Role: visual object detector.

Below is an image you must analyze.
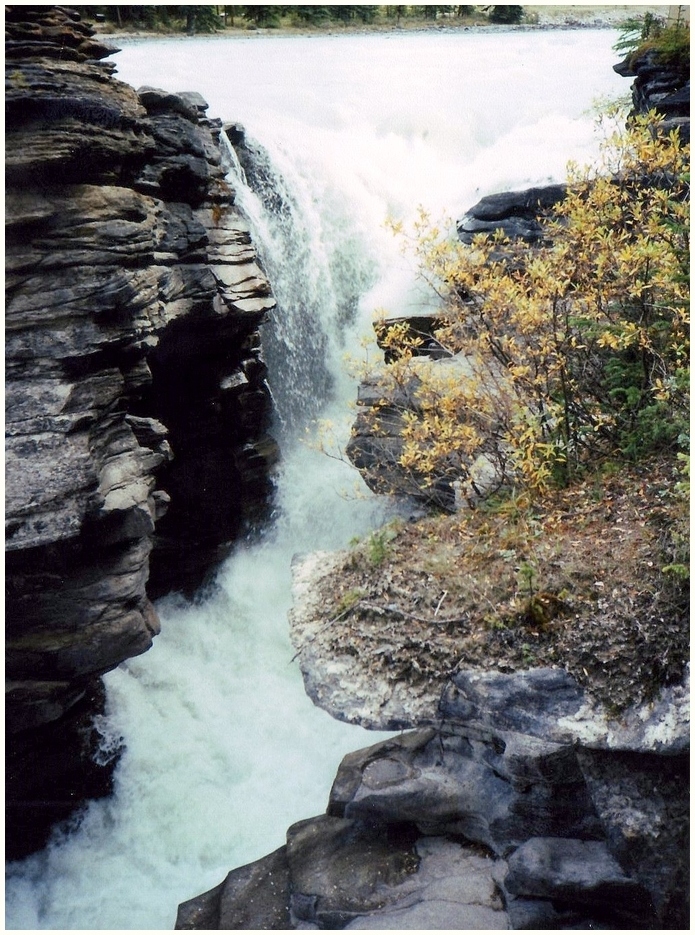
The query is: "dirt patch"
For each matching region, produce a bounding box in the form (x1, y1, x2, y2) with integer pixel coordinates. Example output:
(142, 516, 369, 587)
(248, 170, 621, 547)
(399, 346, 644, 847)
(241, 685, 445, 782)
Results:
(313, 454, 688, 713)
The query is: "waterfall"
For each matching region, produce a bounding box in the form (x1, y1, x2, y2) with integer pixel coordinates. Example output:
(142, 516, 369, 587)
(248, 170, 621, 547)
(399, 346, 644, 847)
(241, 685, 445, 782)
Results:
(5, 27, 627, 931)
(222, 127, 378, 438)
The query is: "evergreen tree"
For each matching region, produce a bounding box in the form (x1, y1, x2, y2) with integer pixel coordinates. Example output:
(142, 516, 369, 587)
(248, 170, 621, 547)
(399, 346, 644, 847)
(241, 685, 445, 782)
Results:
(487, 5, 524, 24)
(180, 5, 221, 34)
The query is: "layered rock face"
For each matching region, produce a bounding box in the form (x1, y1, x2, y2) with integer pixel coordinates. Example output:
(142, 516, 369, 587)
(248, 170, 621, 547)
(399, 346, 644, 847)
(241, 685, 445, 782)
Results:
(614, 43, 690, 140)
(6, 5, 277, 856)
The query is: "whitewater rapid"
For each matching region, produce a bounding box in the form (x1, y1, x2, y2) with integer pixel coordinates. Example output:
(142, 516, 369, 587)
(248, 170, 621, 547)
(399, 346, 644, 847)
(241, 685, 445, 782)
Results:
(6, 27, 627, 930)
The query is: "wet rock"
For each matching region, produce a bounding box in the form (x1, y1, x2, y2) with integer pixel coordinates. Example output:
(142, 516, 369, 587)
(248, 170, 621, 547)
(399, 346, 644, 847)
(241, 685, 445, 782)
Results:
(440, 668, 586, 738)
(505, 837, 654, 923)
(328, 728, 601, 857)
(186, 663, 688, 927)
(285, 556, 689, 928)
(343, 835, 508, 930)
(5, 678, 121, 860)
(287, 815, 420, 926)
(176, 847, 291, 930)
(456, 184, 567, 244)
(181, 819, 510, 930)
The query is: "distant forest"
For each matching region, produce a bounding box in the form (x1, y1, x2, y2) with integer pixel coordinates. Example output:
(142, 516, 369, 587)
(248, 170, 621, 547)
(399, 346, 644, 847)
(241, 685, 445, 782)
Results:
(91, 5, 526, 31)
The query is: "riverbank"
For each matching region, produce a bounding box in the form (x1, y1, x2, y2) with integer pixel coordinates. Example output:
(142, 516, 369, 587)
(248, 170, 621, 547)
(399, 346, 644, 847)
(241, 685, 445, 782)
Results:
(96, 4, 668, 42)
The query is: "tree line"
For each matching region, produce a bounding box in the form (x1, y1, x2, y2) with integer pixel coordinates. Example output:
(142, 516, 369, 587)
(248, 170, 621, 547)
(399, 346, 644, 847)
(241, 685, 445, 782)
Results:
(93, 6, 525, 32)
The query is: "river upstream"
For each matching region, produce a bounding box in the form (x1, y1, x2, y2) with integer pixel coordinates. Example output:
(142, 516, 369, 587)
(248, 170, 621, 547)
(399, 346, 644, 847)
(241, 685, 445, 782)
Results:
(6, 26, 626, 931)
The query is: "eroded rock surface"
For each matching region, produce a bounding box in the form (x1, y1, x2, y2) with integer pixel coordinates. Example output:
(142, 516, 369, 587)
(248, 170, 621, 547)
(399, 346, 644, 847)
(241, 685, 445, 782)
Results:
(180, 555, 688, 929)
(183, 560, 689, 930)
(6, 5, 278, 856)
(180, 674, 688, 929)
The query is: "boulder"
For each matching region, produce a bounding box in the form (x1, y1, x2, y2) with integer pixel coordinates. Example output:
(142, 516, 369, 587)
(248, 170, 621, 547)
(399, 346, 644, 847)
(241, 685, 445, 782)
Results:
(289, 551, 444, 729)
(440, 666, 689, 755)
(456, 183, 567, 244)
(328, 727, 602, 857)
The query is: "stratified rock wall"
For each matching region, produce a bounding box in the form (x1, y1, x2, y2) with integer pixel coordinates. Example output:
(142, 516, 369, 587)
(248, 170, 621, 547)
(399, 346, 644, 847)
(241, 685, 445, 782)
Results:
(5, 5, 278, 856)
(614, 43, 690, 140)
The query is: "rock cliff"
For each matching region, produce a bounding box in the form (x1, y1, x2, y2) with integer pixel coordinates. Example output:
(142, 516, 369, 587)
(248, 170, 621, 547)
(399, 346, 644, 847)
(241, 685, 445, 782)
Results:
(6, 5, 278, 857)
(613, 41, 690, 141)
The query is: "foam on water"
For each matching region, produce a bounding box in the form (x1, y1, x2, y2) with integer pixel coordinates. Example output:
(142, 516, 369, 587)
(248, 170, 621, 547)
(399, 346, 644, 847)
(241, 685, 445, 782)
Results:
(6, 27, 626, 930)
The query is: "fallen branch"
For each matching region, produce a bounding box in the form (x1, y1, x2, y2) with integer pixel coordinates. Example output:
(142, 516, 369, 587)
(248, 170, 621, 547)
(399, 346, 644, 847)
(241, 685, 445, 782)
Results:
(355, 599, 468, 627)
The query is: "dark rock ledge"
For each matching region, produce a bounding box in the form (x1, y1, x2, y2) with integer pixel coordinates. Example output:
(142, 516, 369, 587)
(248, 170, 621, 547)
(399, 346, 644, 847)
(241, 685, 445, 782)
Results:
(613, 45, 690, 143)
(6, 5, 278, 857)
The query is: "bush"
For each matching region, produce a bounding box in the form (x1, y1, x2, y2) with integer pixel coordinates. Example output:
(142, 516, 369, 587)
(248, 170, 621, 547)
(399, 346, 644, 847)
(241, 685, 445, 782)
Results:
(487, 6, 524, 25)
(614, 12, 690, 70)
(376, 111, 689, 499)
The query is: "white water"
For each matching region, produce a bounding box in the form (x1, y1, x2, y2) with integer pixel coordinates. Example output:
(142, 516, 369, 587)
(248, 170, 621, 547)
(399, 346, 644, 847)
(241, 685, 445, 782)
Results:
(6, 28, 627, 931)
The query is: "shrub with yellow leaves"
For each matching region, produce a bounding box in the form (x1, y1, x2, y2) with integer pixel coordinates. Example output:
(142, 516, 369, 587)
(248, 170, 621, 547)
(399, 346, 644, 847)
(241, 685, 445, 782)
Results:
(375, 110, 689, 500)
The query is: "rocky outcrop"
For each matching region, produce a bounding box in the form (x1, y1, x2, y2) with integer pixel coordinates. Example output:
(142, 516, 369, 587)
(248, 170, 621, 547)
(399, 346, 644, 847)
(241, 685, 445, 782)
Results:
(456, 183, 567, 245)
(288, 550, 690, 747)
(182, 548, 688, 929)
(614, 44, 690, 141)
(6, 5, 278, 857)
(179, 664, 688, 928)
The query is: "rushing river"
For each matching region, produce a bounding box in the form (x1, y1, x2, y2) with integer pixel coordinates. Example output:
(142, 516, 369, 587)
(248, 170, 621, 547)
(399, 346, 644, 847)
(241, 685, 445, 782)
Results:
(6, 27, 626, 931)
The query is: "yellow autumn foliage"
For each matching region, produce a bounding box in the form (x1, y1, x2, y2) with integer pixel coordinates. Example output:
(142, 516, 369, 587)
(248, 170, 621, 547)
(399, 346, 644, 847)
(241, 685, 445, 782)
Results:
(375, 111, 689, 499)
